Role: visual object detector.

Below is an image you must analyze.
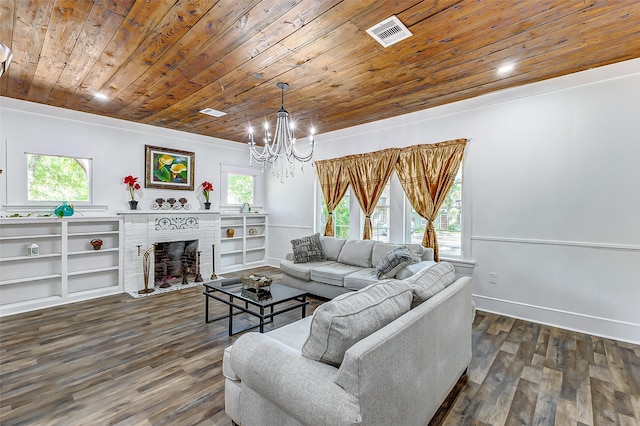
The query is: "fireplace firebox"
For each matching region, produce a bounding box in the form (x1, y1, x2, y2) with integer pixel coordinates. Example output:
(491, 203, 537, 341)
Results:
(154, 240, 198, 287)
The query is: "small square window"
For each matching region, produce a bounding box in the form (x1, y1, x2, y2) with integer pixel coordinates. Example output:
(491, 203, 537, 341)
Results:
(27, 153, 92, 202)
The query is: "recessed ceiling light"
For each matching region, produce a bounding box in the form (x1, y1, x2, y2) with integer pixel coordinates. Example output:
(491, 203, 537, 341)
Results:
(497, 63, 515, 75)
(94, 92, 108, 100)
(199, 108, 227, 117)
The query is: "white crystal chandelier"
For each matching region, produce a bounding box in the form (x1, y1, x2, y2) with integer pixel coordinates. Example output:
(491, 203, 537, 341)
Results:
(248, 82, 315, 182)
(0, 42, 13, 78)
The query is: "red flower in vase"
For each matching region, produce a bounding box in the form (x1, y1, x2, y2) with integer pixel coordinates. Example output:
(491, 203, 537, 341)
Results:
(124, 175, 141, 200)
(201, 181, 214, 202)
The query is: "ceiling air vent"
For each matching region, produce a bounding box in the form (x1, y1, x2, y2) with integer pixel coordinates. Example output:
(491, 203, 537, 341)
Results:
(199, 108, 227, 117)
(366, 15, 412, 48)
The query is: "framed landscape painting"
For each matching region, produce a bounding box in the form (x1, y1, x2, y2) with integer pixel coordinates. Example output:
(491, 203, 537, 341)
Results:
(145, 145, 195, 190)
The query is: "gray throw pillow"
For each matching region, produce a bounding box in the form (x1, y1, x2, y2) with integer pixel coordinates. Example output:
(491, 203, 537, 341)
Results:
(302, 280, 413, 366)
(375, 246, 417, 279)
(291, 233, 326, 263)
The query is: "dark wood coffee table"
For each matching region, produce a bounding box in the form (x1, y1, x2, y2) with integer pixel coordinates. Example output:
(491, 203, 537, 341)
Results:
(203, 278, 309, 336)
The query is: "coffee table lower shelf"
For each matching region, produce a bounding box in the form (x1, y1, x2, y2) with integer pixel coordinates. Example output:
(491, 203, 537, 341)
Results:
(203, 281, 309, 336)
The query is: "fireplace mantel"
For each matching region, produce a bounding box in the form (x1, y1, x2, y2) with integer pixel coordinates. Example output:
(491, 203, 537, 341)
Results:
(117, 210, 221, 215)
(118, 211, 221, 293)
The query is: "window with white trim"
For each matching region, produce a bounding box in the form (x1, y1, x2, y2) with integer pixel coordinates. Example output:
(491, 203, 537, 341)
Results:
(27, 153, 92, 203)
(220, 165, 264, 208)
(370, 182, 390, 242)
(321, 188, 351, 238)
(409, 168, 462, 257)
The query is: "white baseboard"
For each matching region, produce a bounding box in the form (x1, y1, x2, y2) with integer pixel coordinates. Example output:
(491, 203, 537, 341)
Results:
(266, 257, 281, 267)
(474, 294, 640, 345)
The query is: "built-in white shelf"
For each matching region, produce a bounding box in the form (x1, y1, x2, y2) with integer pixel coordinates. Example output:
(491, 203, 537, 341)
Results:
(0, 253, 62, 262)
(68, 248, 120, 256)
(67, 266, 120, 277)
(219, 213, 267, 273)
(0, 274, 63, 286)
(68, 230, 120, 237)
(0, 233, 62, 241)
(0, 217, 123, 316)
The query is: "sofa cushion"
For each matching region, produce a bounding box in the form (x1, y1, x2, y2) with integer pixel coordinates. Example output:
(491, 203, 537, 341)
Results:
(337, 239, 376, 267)
(395, 260, 436, 280)
(405, 262, 456, 307)
(405, 244, 426, 260)
(375, 246, 418, 279)
(343, 268, 380, 291)
(280, 259, 335, 281)
(291, 233, 326, 263)
(371, 243, 401, 266)
(320, 237, 347, 261)
(302, 280, 413, 366)
(310, 263, 361, 286)
(266, 315, 313, 351)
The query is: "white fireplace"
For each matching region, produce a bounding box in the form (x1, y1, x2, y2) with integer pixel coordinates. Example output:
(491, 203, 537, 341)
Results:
(118, 211, 220, 293)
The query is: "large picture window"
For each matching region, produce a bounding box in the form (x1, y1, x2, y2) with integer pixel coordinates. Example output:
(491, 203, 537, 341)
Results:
(317, 169, 463, 256)
(409, 168, 462, 257)
(371, 182, 390, 242)
(27, 153, 91, 202)
(322, 189, 351, 238)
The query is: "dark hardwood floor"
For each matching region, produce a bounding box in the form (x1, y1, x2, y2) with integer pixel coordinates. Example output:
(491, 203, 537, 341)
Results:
(1, 266, 638, 425)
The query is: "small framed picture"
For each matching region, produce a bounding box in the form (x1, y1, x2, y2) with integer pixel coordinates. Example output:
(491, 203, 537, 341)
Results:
(145, 145, 195, 190)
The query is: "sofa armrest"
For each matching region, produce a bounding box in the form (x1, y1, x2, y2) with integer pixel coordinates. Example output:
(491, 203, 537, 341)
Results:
(231, 332, 362, 425)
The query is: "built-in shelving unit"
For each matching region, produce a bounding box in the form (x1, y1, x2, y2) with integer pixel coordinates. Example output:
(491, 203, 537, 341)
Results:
(219, 213, 267, 273)
(0, 217, 123, 316)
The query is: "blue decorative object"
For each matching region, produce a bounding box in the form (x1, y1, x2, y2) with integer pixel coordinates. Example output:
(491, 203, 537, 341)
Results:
(54, 202, 74, 217)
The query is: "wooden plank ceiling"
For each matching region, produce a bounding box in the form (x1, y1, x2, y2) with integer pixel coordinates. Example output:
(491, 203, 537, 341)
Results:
(1, 0, 639, 144)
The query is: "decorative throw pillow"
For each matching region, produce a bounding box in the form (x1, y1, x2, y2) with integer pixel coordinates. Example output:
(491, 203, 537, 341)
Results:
(406, 262, 456, 307)
(302, 280, 412, 366)
(375, 246, 417, 279)
(291, 233, 326, 264)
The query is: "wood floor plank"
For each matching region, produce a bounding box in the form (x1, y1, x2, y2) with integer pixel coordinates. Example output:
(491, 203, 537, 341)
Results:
(1, 266, 639, 425)
(505, 377, 539, 425)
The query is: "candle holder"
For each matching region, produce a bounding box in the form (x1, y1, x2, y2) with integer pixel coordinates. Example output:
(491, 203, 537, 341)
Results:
(137, 245, 155, 294)
(210, 244, 218, 280)
(195, 251, 204, 282)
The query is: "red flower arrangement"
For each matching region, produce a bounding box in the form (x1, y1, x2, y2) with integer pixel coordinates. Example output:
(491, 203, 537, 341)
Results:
(201, 181, 214, 202)
(124, 175, 141, 200)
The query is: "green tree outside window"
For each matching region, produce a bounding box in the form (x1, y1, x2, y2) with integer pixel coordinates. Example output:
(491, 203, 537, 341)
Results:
(27, 154, 91, 202)
(227, 173, 254, 204)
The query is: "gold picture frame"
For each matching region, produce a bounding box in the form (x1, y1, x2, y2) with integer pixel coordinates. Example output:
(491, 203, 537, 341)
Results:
(145, 145, 195, 190)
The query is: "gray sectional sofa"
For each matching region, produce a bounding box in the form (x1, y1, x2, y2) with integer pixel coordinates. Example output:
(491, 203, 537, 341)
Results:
(223, 266, 473, 425)
(280, 237, 436, 299)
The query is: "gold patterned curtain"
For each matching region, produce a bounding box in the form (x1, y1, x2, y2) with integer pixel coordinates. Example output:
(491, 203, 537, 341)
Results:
(315, 158, 350, 236)
(343, 148, 400, 239)
(395, 139, 467, 261)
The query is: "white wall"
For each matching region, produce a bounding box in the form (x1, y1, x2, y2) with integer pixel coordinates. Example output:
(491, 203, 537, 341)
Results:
(0, 97, 257, 213)
(267, 58, 640, 344)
